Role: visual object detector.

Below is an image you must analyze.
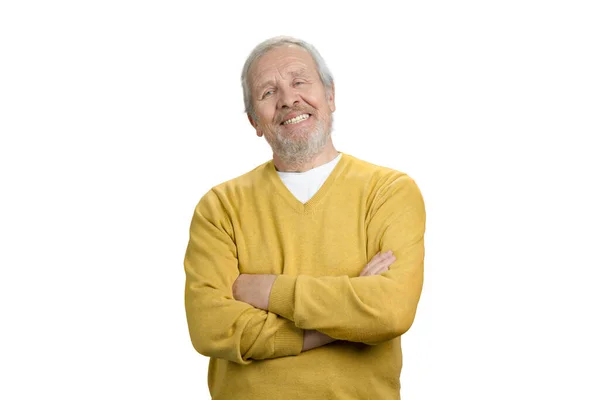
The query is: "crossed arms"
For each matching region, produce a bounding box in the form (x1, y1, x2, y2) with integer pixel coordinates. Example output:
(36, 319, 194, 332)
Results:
(231, 251, 398, 351)
(183, 174, 425, 365)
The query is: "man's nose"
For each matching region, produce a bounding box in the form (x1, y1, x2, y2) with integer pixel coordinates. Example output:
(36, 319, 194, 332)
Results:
(277, 86, 300, 109)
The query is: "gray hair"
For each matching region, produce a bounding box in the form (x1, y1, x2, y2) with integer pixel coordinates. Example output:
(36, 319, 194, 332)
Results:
(241, 36, 334, 121)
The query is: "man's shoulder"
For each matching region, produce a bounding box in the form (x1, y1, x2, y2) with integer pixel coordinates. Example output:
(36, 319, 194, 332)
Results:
(342, 154, 424, 214)
(343, 153, 411, 187)
(196, 159, 271, 206)
(343, 155, 424, 226)
(214, 159, 271, 190)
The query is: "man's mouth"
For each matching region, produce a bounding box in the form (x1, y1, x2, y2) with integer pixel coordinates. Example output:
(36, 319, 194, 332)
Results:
(281, 114, 311, 125)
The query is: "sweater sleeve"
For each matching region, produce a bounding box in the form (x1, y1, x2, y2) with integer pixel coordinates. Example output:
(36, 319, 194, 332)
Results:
(184, 189, 304, 365)
(268, 173, 426, 344)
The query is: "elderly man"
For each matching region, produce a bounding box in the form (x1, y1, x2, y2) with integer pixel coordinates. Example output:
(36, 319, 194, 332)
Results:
(183, 36, 426, 400)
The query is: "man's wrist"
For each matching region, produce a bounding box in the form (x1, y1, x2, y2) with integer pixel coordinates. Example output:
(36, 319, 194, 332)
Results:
(302, 329, 336, 352)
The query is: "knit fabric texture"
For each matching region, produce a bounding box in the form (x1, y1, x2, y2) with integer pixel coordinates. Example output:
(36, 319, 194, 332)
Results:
(183, 152, 426, 400)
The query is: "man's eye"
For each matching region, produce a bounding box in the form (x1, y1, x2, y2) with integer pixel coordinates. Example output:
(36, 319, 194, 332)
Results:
(263, 90, 273, 98)
(294, 81, 304, 86)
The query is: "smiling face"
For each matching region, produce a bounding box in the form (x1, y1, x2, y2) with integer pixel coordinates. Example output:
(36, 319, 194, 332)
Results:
(247, 45, 336, 167)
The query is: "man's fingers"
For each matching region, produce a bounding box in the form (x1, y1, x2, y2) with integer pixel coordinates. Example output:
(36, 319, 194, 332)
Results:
(381, 255, 396, 270)
(367, 250, 391, 265)
(365, 251, 382, 266)
(374, 255, 396, 273)
(370, 251, 393, 266)
(361, 252, 395, 276)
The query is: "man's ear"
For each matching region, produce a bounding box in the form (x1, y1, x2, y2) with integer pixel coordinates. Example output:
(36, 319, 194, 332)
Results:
(247, 113, 262, 137)
(327, 81, 336, 113)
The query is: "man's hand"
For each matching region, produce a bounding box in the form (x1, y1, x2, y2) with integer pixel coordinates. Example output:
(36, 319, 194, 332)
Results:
(302, 329, 338, 352)
(232, 274, 277, 310)
(359, 250, 396, 276)
(302, 252, 395, 352)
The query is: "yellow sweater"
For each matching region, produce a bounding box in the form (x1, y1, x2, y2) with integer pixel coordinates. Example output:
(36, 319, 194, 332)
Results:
(184, 152, 426, 400)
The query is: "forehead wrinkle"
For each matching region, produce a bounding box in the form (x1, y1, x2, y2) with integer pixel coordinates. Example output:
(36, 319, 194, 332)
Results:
(252, 59, 313, 92)
(288, 69, 309, 78)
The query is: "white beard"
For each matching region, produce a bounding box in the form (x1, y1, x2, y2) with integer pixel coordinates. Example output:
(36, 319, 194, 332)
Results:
(264, 114, 333, 167)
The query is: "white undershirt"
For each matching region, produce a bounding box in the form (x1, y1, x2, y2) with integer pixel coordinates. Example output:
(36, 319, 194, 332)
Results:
(276, 153, 343, 204)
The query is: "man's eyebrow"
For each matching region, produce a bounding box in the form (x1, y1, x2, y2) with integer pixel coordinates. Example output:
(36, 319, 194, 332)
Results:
(255, 70, 311, 92)
(256, 80, 276, 92)
(288, 69, 309, 78)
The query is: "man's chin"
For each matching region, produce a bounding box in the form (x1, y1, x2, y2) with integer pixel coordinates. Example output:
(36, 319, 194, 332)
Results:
(265, 119, 331, 161)
(274, 136, 330, 162)
(276, 125, 314, 139)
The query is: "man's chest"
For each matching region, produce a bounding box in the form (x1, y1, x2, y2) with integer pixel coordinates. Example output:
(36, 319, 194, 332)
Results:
(233, 204, 370, 278)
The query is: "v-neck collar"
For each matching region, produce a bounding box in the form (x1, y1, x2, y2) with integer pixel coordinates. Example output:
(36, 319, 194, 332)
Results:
(265, 151, 351, 214)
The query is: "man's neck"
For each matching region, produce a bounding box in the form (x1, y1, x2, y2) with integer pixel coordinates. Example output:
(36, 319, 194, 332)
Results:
(273, 145, 339, 173)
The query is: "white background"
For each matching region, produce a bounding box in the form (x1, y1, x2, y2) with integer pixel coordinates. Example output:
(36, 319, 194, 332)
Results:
(1, 0, 599, 399)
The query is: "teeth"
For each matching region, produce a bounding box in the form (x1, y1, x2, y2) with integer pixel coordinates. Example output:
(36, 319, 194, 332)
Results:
(283, 114, 309, 125)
